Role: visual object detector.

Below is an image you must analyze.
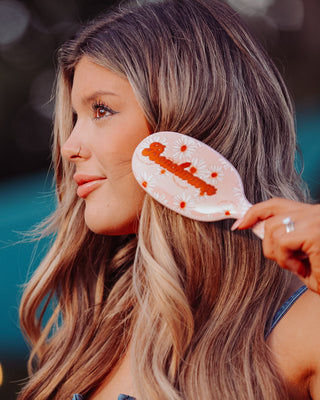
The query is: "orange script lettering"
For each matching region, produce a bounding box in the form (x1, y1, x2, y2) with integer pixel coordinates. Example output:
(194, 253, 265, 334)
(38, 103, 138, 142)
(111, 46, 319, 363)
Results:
(141, 142, 217, 196)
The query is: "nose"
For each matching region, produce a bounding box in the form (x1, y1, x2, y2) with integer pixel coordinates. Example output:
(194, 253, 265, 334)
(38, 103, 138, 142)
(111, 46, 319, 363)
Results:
(61, 127, 89, 161)
(61, 137, 81, 161)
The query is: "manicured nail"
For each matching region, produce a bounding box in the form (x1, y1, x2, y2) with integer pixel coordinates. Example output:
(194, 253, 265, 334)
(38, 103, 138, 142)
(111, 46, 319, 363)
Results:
(231, 217, 244, 231)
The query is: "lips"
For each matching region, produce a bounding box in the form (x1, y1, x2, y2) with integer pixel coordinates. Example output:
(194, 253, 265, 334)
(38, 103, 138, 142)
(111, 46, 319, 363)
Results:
(73, 173, 106, 198)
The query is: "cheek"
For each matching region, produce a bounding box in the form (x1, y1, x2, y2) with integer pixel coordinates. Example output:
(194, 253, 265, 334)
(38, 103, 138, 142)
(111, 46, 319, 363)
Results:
(97, 144, 137, 179)
(84, 177, 146, 236)
(115, 175, 146, 216)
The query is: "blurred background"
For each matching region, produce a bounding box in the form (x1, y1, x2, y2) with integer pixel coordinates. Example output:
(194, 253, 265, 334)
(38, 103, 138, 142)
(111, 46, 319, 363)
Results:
(0, 0, 319, 398)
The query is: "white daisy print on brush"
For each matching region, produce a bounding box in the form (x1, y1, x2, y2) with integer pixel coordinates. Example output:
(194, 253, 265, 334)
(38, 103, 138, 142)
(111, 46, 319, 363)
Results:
(205, 165, 224, 182)
(173, 192, 195, 215)
(136, 171, 156, 191)
(172, 136, 200, 160)
(152, 191, 169, 205)
(188, 158, 208, 177)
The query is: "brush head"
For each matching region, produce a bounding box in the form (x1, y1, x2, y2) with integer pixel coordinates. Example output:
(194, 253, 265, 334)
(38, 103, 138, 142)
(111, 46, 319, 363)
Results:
(132, 131, 252, 222)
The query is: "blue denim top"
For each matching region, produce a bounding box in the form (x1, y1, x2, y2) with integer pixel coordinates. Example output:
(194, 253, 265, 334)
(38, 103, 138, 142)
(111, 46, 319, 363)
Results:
(266, 285, 307, 337)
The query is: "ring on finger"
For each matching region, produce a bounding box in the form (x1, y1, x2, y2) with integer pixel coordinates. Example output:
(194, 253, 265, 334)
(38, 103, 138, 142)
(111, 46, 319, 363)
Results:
(282, 216, 295, 233)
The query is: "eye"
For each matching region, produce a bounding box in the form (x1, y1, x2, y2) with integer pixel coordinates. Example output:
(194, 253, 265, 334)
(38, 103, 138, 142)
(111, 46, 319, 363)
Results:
(92, 101, 115, 120)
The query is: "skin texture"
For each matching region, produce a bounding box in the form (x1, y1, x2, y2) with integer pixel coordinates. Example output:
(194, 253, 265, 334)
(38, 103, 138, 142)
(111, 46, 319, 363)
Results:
(267, 288, 320, 400)
(234, 198, 320, 294)
(61, 57, 150, 235)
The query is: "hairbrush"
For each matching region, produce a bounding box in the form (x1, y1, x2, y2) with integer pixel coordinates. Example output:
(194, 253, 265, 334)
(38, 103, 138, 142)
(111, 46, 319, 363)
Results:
(132, 131, 264, 239)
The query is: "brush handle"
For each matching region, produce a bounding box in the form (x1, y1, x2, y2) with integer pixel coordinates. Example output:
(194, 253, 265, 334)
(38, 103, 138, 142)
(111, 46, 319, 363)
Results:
(234, 201, 265, 240)
(251, 220, 265, 240)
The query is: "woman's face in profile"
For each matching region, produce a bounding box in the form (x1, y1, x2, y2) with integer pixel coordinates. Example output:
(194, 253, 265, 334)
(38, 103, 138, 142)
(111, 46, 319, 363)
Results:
(61, 57, 151, 235)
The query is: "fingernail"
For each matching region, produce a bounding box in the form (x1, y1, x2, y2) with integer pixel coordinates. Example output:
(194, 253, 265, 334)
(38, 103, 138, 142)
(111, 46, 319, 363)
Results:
(231, 217, 244, 231)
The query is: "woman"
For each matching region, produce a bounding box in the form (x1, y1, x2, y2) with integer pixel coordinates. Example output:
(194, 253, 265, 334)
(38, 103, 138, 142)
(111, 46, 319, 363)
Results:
(18, 0, 320, 399)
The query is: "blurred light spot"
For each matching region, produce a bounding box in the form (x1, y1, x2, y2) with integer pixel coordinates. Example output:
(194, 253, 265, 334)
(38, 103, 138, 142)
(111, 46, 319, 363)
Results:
(0, 0, 30, 47)
(0, 24, 53, 70)
(269, 0, 304, 31)
(29, 69, 55, 119)
(226, 0, 275, 16)
(0, 362, 3, 386)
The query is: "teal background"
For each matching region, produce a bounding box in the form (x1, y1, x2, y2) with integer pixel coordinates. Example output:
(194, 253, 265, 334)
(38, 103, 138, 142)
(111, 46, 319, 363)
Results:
(297, 108, 320, 195)
(0, 171, 55, 356)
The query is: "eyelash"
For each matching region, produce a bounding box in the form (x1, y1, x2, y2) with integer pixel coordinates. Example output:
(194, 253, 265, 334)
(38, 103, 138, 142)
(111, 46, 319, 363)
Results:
(92, 100, 115, 120)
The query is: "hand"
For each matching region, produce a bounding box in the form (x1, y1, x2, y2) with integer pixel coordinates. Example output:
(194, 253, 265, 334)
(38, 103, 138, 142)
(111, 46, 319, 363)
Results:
(233, 198, 320, 294)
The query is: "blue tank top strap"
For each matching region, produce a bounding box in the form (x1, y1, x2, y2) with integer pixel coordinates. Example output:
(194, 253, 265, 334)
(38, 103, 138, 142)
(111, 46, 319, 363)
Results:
(266, 285, 307, 337)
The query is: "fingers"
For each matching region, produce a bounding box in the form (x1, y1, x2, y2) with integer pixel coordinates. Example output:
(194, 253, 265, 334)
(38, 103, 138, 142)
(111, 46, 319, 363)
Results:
(303, 246, 320, 293)
(285, 257, 307, 276)
(261, 216, 299, 267)
(299, 258, 320, 295)
(231, 199, 320, 294)
(235, 198, 307, 230)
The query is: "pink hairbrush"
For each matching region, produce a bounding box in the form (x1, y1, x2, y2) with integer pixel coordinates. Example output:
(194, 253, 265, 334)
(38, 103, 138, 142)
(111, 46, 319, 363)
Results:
(132, 131, 264, 239)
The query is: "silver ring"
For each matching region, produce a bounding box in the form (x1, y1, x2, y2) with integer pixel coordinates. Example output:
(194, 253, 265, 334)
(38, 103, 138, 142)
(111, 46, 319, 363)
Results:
(283, 216, 294, 233)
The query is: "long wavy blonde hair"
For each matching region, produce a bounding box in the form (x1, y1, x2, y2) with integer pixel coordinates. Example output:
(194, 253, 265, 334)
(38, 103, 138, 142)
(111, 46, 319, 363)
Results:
(18, 0, 307, 399)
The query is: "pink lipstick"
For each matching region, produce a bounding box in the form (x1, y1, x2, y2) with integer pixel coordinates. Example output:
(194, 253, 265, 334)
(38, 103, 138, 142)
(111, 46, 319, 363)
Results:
(74, 174, 106, 198)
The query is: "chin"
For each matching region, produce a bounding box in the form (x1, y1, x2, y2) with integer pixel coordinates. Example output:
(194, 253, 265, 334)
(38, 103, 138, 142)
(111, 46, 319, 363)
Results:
(84, 215, 139, 236)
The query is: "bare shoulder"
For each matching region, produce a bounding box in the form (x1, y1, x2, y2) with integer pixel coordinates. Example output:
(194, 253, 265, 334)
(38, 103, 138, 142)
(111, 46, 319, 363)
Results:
(268, 289, 320, 399)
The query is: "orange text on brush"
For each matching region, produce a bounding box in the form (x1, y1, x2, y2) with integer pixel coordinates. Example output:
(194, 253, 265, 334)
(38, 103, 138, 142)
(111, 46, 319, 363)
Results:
(141, 142, 217, 196)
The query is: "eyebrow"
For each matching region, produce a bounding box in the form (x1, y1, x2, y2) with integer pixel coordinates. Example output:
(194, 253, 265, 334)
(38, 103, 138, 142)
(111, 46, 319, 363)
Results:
(71, 90, 120, 113)
(81, 90, 119, 105)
